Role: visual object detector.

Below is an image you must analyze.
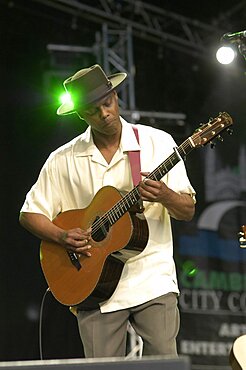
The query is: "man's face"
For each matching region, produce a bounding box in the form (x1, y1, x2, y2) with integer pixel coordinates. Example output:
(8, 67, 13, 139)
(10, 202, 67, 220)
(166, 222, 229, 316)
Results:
(77, 91, 121, 136)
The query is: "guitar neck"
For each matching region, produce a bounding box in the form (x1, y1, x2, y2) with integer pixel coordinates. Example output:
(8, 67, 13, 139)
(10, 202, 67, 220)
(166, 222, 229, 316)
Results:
(147, 137, 194, 182)
(96, 136, 195, 231)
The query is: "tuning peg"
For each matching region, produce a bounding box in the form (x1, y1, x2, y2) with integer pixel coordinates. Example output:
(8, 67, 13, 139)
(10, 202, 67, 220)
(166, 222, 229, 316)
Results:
(227, 128, 233, 135)
(210, 141, 216, 149)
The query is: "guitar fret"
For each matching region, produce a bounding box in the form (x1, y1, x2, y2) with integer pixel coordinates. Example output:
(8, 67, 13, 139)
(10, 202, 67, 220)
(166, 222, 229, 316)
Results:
(117, 207, 123, 218)
(159, 163, 168, 174)
(114, 206, 123, 219)
(94, 129, 213, 232)
(152, 173, 158, 181)
(125, 198, 131, 208)
(179, 142, 188, 156)
(110, 210, 116, 221)
(102, 149, 184, 229)
(107, 212, 115, 225)
(122, 202, 128, 212)
(132, 191, 139, 202)
(129, 193, 134, 202)
(105, 190, 138, 227)
(157, 168, 163, 178)
(149, 153, 180, 182)
(169, 154, 176, 166)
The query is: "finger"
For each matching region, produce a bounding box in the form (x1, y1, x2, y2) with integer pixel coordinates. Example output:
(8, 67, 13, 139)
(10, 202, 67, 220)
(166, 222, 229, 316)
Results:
(73, 238, 90, 247)
(142, 178, 157, 188)
(74, 232, 91, 242)
(80, 228, 92, 240)
(72, 228, 91, 238)
(76, 245, 92, 256)
(146, 178, 163, 189)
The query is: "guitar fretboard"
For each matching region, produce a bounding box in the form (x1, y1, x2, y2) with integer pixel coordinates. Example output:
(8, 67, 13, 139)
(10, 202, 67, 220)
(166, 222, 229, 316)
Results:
(91, 137, 194, 237)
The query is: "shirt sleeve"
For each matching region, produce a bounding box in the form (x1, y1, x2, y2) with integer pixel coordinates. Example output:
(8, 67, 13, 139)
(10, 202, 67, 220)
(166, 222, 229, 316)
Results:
(167, 159, 196, 203)
(153, 128, 196, 201)
(20, 156, 62, 220)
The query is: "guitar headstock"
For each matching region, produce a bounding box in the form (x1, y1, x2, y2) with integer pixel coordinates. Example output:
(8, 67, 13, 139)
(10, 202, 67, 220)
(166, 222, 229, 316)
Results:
(239, 225, 246, 248)
(191, 112, 233, 148)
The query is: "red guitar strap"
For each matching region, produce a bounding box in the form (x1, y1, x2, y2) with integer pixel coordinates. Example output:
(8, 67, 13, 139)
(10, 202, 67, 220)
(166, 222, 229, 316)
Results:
(128, 125, 141, 186)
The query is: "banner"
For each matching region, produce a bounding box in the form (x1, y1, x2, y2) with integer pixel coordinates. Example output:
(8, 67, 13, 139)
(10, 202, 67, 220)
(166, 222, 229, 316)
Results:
(177, 144, 246, 369)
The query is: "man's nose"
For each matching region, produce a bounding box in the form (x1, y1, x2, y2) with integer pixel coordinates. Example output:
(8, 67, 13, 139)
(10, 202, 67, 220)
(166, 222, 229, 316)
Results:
(99, 106, 109, 118)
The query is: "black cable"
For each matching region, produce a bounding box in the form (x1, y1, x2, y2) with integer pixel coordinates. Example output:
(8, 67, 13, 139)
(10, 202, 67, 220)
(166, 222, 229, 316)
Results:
(39, 287, 50, 360)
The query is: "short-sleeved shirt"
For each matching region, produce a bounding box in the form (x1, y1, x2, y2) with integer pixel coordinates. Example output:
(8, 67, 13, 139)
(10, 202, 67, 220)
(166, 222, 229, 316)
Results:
(21, 118, 195, 313)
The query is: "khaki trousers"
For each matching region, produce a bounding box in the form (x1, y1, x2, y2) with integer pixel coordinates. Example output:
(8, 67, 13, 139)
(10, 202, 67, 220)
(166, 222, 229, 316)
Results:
(77, 292, 180, 358)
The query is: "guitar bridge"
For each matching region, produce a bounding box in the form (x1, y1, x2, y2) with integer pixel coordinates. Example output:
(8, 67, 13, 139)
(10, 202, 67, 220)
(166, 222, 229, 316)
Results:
(68, 252, 82, 270)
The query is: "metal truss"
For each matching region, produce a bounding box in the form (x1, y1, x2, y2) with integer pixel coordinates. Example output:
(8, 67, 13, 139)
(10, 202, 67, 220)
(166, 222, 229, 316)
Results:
(44, 28, 188, 126)
(44, 24, 138, 113)
(32, 0, 225, 58)
(26, 0, 242, 129)
(101, 23, 136, 110)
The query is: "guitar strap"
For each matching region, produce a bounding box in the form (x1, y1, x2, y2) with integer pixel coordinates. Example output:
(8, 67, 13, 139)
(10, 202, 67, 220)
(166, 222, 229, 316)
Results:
(128, 125, 141, 186)
(128, 125, 144, 213)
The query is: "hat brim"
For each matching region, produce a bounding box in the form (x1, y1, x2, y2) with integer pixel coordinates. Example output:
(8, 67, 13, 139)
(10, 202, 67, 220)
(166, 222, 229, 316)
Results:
(57, 72, 127, 116)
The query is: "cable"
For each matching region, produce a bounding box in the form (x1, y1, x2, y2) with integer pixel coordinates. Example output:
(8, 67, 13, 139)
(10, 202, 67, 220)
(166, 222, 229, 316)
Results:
(39, 287, 50, 360)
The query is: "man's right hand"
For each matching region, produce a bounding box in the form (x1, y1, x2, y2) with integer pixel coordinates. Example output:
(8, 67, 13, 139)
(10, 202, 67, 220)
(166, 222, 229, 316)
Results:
(19, 212, 92, 256)
(60, 227, 92, 256)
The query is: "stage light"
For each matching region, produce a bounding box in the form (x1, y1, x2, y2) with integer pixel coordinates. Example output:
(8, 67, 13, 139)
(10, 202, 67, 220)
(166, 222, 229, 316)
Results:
(59, 92, 73, 105)
(216, 46, 236, 65)
(182, 260, 198, 277)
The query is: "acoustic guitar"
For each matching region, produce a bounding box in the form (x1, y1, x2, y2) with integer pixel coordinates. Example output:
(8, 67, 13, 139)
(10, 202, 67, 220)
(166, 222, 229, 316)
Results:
(239, 225, 246, 248)
(229, 334, 246, 370)
(40, 112, 233, 307)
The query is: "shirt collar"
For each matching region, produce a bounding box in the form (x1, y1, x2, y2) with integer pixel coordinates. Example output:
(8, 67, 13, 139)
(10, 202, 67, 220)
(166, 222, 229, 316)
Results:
(120, 117, 141, 152)
(74, 116, 141, 157)
(74, 126, 96, 157)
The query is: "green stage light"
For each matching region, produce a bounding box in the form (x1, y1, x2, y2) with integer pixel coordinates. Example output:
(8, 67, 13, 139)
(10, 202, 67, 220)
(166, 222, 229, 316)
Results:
(59, 92, 74, 106)
(182, 260, 198, 277)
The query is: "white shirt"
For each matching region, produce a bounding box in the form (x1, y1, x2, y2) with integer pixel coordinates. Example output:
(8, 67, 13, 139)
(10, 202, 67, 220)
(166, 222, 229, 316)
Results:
(21, 118, 195, 312)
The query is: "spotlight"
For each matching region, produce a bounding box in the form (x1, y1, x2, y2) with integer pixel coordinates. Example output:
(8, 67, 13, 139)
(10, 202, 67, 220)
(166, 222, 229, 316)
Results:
(216, 46, 236, 65)
(59, 92, 73, 105)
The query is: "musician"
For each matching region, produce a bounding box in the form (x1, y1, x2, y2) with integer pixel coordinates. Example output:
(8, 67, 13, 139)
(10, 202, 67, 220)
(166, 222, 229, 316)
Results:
(19, 64, 196, 358)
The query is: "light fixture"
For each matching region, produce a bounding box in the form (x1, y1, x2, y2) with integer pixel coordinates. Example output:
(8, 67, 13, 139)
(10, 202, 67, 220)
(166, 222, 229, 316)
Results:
(216, 46, 236, 65)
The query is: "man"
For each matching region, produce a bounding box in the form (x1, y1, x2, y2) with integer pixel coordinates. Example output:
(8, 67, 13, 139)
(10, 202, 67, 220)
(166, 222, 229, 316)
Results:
(20, 64, 196, 358)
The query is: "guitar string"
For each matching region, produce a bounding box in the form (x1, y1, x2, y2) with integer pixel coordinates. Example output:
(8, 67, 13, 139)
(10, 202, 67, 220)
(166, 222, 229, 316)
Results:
(91, 139, 191, 238)
(90, 118, 227, 238)
(91, 151, 179, 236)
(91, 140, 194, 238)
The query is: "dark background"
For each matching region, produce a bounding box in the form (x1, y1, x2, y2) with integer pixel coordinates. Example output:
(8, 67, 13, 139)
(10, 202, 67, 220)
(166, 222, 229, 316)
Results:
(1, 0, 246, 363)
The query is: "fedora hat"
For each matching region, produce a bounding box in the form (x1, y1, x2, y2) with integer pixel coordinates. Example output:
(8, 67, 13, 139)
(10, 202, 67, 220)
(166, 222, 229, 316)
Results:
(57, 64, 127, 115)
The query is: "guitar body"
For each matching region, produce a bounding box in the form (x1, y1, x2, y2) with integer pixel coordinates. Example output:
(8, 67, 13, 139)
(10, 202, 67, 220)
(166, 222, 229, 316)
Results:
(229, 334, 246, 370)
(40, 186, 149, 307)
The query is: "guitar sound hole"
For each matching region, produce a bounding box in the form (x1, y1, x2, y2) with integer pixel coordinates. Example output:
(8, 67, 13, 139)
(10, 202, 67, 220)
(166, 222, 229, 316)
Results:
(92, 216, 110, 242)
